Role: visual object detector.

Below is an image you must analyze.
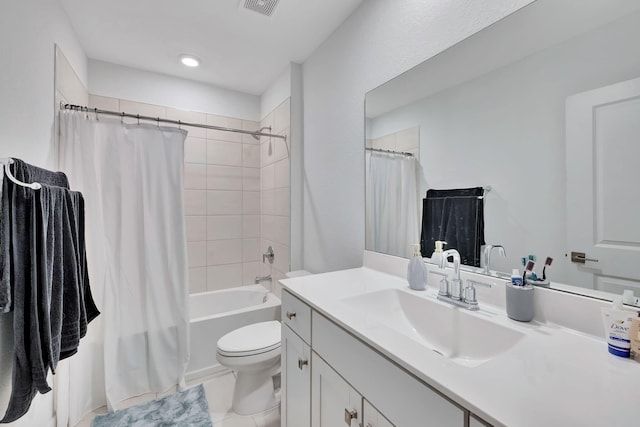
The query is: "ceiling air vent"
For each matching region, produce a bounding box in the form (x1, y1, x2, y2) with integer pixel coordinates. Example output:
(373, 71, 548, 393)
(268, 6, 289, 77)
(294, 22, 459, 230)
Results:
(243, 0, 280, 17)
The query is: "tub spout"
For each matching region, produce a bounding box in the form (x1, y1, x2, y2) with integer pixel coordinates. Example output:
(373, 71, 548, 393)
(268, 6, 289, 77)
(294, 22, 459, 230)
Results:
(255, 274, 272, 284)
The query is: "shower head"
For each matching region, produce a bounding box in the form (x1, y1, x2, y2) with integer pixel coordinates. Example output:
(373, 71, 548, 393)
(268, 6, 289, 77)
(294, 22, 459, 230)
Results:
(251, 126, 272, 140)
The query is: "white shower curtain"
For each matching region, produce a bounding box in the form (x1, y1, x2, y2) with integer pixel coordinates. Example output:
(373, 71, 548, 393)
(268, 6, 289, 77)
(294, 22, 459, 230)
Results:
(55, 110, 189, 424)
(366, 152, 421, 259)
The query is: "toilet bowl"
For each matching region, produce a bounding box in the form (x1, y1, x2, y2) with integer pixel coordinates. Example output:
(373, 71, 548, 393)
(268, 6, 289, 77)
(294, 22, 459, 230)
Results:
(216, 320, 281, 415)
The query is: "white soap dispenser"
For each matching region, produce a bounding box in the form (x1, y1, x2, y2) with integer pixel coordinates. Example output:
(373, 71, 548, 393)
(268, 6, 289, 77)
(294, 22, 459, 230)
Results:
(430, 241, 447, 266)
(407, 244, 427, 291)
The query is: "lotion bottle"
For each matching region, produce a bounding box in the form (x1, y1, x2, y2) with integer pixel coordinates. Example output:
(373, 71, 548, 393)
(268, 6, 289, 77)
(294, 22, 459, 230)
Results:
(430, 241, 446, 266)
(407, 244, 427, 291)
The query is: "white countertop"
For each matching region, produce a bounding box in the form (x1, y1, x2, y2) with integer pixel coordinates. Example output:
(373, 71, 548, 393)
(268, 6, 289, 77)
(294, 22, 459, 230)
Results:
(280, 267, 640, 427)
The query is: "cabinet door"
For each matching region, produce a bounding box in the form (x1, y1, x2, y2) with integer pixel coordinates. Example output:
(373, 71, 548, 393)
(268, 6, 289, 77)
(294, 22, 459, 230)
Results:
(312, 353, 362, 427)
(363, 399, 394, 427)
(282, 324, 311, 427)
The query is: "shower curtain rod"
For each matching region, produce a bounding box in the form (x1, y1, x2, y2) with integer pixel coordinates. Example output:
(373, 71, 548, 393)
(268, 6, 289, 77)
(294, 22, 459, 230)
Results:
(60, 103, 286, 140)
(366, 147, 413, 157)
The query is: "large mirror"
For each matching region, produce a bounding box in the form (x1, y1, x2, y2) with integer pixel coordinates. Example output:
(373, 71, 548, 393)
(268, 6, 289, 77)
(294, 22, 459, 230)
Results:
(365, 0, 640, 306)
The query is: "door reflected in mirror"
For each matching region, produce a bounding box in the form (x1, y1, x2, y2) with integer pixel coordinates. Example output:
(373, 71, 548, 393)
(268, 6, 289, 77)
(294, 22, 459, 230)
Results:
(364, 0, 640, 306)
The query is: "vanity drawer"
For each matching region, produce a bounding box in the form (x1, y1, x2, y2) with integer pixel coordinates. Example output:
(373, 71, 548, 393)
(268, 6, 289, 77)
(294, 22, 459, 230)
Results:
(281, 290, 312, 345)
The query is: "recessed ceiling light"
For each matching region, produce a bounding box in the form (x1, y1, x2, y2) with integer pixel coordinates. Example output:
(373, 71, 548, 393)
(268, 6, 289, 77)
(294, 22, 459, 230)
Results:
(180, 55, 199, 67)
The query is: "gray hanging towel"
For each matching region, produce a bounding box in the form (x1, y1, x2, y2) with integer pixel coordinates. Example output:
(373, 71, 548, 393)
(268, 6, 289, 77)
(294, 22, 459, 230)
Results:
(0, 158, 69, 313)
(420, 187, 485, 267)
(0, 160, 99, 423)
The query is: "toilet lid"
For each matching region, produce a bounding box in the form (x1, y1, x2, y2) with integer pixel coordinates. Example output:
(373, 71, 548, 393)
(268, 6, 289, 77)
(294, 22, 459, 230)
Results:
(217, 320, 281, 356)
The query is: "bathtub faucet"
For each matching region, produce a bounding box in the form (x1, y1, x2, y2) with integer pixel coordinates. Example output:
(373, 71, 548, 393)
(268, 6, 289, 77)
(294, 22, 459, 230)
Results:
(255, 274, 272, 284)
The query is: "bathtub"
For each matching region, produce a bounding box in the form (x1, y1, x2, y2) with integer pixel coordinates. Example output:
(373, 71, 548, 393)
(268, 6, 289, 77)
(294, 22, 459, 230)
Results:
(186, 285, 281, 381)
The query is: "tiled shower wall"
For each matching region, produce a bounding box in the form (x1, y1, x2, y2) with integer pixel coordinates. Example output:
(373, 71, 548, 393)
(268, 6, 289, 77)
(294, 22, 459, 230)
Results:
(87, 95, 290, 294)
(366, 126, 420, 157)
(259, 99, 291, 296)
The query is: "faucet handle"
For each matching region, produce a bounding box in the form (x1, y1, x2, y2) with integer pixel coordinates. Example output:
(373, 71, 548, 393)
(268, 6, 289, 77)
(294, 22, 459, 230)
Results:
(464, 279, 493, 305)
(431, 271, 449, 296)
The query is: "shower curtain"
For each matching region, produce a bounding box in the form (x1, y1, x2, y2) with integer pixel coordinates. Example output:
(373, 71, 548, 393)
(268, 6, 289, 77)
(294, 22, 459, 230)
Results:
(55, 110, 189, 424)
(365, 152, 421, 259)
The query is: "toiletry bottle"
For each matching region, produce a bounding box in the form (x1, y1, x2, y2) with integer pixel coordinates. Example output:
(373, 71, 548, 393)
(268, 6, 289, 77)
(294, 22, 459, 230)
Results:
(601, 296, 636, 358)
(407, 244, 427, 291)
(430, 241, 446, 266)
(511, 268, 523, 286)
(629, 312, 640, 362)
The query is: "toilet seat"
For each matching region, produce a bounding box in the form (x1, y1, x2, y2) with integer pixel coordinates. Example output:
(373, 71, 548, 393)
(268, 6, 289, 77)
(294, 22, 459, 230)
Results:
(217, 320, 281, 357)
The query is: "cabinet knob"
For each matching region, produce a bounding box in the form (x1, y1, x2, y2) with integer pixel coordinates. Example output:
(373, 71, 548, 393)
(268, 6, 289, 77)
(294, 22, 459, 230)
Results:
(298, 358, 308, 370)
(286, 311, 296, 319)
(344, 408, 358, 425)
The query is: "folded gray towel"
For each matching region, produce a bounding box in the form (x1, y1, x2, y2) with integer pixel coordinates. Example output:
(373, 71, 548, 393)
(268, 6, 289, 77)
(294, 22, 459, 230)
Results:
(0, 160, 99, 423)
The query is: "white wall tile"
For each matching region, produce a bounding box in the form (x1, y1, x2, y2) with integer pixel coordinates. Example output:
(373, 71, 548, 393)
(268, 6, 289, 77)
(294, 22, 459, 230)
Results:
(395, 126, 420, 152)
(261, 140, 275, 167)
(274, 158, 289, 188)
(242, 262, 260, 286)
(272, 242, 290, 275)
(273, 133, 289, 163)
(207, 239, 242, 266)
(207, 216, 242, 240)
(120, 99, 166, 120)
(184, 163, 206, 190)
(242, 144, 260, 168)
(207, 264, 243, 291)
(242, 120, 260, 144)
(261, 190, 275, 216)
(186, 216, 206, 242)
(188, 267, 207, 294)
(187, 242, 206, 267)
(88, 95, 119, 111)
(243, 215, 260, 238)
(243, 191, 260, 215)
(207, 140, 242, 166)
(207, 191, 242, 215)
(261, 164, 275, 191)
(260, 113, 273, 144)
(206, 114, 242, 142)
(184, 137, 206, 164)
(243, 167, 260, 191)
(275, 216, 290, 246)
(184, 190, 206, 215)
(165, 107, 207, 138)
(261, 215, 275, 242)
(243, 238, 260, 262)
(207, 165, 242, 190)
(275, 188, 290, 217)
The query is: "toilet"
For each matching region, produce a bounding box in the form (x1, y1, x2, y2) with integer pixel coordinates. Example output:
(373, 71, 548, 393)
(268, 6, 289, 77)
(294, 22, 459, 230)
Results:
(216, 320, 282, 415)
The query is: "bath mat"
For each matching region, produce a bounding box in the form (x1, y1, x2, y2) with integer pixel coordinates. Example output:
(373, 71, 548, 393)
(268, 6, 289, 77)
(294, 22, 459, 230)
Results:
(92, 384, 212, 427)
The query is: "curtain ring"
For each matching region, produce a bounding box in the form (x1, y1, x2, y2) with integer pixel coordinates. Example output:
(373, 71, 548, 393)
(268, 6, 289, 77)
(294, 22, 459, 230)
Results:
(94, 108, 99, 121)
(121, 112, 124, 124)
(137, 114, 140, 125)
(178, 120, 182, 129)
(156, 117, 160, 127)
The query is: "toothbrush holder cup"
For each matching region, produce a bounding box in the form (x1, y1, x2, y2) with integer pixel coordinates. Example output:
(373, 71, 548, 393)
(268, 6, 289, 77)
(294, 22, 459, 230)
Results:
(505, 283, 534, 322)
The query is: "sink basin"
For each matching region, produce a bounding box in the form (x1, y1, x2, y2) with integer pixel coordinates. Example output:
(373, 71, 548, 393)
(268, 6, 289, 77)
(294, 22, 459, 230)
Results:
(342, 289, 524, 367)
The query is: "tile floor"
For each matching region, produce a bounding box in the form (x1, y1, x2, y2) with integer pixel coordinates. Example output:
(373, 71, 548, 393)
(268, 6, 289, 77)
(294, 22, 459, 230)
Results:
(76, 370, 280, 427)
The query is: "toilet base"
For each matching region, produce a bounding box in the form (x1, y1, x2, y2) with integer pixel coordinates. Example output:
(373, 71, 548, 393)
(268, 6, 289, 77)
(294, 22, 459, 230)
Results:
(231, 362, 281, 415)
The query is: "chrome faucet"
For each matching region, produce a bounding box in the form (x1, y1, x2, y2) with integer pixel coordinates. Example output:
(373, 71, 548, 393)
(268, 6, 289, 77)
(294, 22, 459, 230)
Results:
(255, 274, 272, 284)
(483, 245, 506, 274)
(437, 248, 493, 310)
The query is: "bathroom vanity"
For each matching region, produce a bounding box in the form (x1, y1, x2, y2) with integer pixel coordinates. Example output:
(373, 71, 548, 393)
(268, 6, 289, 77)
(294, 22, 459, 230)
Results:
(279, 253, 639, 427)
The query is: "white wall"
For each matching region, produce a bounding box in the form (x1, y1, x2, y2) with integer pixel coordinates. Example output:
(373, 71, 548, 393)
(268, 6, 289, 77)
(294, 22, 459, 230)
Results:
(0, 0, 87, 169)
(261, 65, 292, 120)
(88, 60, 261, 121)
(301, 0, 534, 273)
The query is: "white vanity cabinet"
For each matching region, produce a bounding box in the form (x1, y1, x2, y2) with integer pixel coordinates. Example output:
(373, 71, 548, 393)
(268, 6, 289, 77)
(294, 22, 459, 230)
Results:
(311, 354, 362, 427)
(281, 291, 312, 427)
(281, 289, 469, 427)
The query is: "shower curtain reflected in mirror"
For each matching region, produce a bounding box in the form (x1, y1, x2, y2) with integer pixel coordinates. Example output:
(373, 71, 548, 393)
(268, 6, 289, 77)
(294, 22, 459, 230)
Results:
(56, 110, 189, 424)
(366, 152, 423, 259)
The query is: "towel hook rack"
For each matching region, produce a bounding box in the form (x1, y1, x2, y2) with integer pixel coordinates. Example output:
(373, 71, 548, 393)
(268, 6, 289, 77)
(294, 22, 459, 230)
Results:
(0, 158, 42, 190)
